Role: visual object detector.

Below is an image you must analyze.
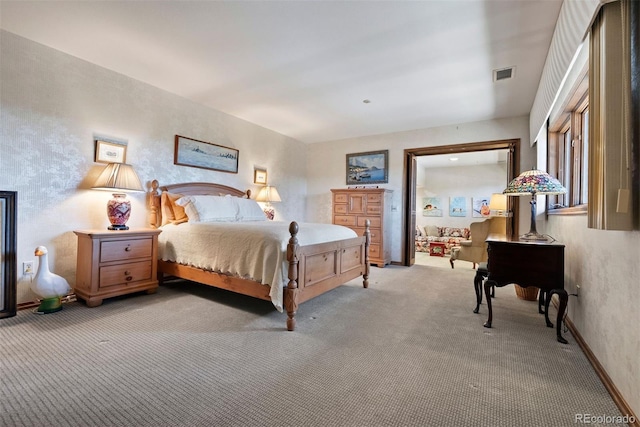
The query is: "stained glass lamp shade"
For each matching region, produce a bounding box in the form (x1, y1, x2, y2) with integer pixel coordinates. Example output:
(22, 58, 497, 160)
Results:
(503, 169, 566, 241)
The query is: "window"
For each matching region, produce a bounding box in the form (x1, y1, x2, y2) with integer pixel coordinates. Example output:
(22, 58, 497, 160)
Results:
(548, 84, 589, 211)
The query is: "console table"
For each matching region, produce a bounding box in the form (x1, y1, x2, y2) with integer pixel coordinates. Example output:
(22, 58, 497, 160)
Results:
(482, 235, 568, 343)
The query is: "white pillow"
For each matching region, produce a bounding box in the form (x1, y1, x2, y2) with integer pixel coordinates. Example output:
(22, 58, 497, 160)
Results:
(234, 197, 267, 221)
(175, 195, 238, 222)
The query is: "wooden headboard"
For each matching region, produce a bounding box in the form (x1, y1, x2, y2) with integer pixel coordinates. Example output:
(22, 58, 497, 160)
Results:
(148, 180, 251, 228)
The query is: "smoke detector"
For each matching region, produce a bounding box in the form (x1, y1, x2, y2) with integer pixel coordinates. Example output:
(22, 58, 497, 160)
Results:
(493, 66, 516, 82)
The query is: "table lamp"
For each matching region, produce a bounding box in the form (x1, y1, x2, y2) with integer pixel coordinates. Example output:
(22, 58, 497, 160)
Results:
(503, 169, 566, 241)
(488, 193, 508, 217)
(255, 185, 281, 220)
(92, 163, 144, 230)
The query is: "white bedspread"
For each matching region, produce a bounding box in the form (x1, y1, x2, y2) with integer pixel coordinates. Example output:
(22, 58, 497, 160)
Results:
(158, 221, 358, 311)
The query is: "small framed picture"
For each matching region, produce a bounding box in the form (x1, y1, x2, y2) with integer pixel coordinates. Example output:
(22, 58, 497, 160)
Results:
(95, 140, 127, 164)
(254, 169, 267, 184)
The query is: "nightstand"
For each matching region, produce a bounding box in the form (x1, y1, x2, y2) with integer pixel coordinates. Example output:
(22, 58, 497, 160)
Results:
(73, 229, 161, 307)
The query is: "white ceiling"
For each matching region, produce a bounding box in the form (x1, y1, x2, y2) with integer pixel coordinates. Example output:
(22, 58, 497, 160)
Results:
(0, 0, 562, 144)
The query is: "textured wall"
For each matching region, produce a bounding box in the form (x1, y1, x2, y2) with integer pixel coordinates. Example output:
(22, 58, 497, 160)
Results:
(306, 116, 536, 261)
(0, 31, 307, 303)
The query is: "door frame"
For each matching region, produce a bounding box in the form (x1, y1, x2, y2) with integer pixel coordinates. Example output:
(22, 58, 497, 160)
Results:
(402, 139, 520, 266)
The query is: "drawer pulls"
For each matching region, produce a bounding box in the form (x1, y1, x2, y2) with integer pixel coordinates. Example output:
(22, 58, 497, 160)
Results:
(124, 245, 131, 252)
(124, 270, 133, 281)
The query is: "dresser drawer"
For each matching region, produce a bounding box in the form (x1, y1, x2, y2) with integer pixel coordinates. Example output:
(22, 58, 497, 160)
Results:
(367, 193, 382, 203)
(334, 205, 348, 214)
(369, 244, 381, 258)
(99, 260, 152, 288)
(357, 217, 381, 228)
(366, 204, 381, 215)
(101, 238, 152, 263)
(334, 215, 357, 226)
(334, 194, 348, 203)
(352, 227, 381, 244)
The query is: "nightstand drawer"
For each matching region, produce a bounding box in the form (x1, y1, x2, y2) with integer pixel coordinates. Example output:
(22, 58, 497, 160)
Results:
(99, 260, 152, 288)
(101, 238, 152, 262)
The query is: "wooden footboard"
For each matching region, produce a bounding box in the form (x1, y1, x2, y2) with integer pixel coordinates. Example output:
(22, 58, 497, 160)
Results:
(284, 220, 370, 331)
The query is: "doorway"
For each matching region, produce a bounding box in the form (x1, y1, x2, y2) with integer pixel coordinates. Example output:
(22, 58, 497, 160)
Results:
(402, 139, 520, 266)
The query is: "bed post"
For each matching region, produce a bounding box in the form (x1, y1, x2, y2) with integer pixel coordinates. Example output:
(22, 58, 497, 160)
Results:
(363, 219, 370, 288)
(149, 180, 161, 229)
(285, 221, 300, 331)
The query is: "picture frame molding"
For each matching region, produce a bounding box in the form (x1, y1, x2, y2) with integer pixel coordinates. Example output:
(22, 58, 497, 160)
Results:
(1, 191, 17, 319)
(95, 139, 127, 164)
(346, 149, 389, 185)
(174, 135, 239, 174)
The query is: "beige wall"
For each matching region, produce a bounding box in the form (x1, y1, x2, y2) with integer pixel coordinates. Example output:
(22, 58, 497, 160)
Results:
(306, 116, 535, 261)
(0, 32, 308, 303)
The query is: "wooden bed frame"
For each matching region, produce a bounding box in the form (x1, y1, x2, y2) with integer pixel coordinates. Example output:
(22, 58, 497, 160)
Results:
(148, 180, 370, 331)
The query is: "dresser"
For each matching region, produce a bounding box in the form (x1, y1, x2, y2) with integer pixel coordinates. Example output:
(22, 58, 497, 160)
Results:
(331, 188, 393, 267)
(73, 229, 161, 307)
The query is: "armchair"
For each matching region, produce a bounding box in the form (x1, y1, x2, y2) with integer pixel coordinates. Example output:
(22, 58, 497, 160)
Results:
(449, 218, 492, 269)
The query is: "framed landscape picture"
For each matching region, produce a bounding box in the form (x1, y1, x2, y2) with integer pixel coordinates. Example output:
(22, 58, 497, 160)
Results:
(346, 150, 388, 185)
(174, 135, 239, 173)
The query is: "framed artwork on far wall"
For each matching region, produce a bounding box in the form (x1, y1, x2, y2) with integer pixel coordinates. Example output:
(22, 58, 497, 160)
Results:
(449, 196, 467, 217)
(174, 135, 239, 174)
(472, 197, 491, 217)
(254, 169, 267, 184)
(95, 140, 127, 163)
(422, 197, 443, 217)
(0, 191, 17, 319)
(346, 150, 388, 185)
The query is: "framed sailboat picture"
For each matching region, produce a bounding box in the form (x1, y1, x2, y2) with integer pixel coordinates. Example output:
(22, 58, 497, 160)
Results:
(346, 150, 388, 185)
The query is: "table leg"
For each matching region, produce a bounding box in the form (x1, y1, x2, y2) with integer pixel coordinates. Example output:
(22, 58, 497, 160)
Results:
(483, 280, 496, 328)
(473, 271, 483, 313)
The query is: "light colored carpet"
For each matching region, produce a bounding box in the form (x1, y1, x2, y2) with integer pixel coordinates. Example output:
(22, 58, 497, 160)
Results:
(0, 264, 626, 426)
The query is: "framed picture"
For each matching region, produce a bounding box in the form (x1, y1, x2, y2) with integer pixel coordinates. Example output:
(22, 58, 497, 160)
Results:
(174, 135, 239, 174)
(1, 191, 17, 319)
(472, 197, 491, 217)
(449, 196, 467, 217)
(95, 140, 127, 163)
(422, 197, 443, 217)
(254, 169, 267, 184)
(346, 150, 388, 185)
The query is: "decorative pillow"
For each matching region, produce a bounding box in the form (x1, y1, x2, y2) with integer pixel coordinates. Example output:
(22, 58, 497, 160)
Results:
(424, 225, 440, 237)
(235, 198, 266, 221)
(175, 195, 238, 222)
(160, 192, 188, 226)
(415, 226, 423, 237)
(441, 227, 464, 238)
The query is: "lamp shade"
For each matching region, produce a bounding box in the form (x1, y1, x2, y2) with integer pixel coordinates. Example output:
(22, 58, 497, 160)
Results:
(503, 169, 566, 196)
(489, 193, 508, 216)
(503, 169, 566, 241)
(255, 186, 282, 203)
(92, 163, 144, 192)
(92, 163, 143, 230)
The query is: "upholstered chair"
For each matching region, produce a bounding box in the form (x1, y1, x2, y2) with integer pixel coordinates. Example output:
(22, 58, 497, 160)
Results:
(449, 219, 493, 269)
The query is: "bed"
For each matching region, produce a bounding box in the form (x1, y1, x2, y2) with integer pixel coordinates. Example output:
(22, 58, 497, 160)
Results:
(148, 180, 371, 331)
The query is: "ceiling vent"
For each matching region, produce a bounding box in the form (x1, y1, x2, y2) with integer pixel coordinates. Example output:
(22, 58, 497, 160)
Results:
(493, 66, 516, 82)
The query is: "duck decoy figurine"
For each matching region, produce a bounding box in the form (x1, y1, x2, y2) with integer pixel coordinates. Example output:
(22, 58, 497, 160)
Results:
(31, 246, 71, 313)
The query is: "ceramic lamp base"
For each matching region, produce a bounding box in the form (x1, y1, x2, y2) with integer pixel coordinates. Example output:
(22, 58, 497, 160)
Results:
(263, 206, 275, 221)
(107, 193, 132, 230)
(35, 297, 63, 314)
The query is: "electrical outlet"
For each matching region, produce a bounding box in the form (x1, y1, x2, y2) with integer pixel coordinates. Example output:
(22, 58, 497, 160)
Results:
(23, 261, 34, 275)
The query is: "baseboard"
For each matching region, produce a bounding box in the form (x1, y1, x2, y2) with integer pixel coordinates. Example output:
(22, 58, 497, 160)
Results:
(564, 315, 639, 426)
